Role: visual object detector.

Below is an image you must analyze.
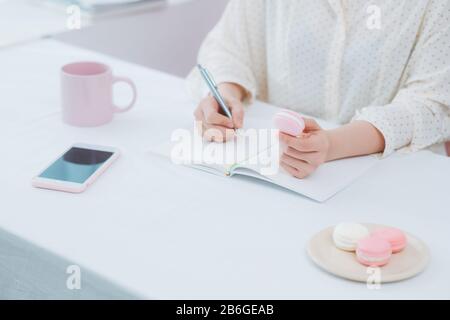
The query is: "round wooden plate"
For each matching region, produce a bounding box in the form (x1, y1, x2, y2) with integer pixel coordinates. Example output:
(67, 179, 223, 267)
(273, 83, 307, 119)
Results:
(307, 224, 430, 283)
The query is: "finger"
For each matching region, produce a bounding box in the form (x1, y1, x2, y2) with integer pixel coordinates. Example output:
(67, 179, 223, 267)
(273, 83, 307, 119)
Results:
(281, 162, 300, 178)
(280, 162, 312, 180)
(204, 125, 235, 142)
(193, 107, 205, 136)
(202, 103, 234, 128)
(194, 97, 213, 125)
(279, 133, 320, 152)
(204, 127, 225, 142)
(303, 118, 322, 132)
(284, 147, 322, 167)
(281, 154, 315, 178)
(229, 101, 244, 128)
(199, 112, 235, 142)
(194, 101, 203, 118)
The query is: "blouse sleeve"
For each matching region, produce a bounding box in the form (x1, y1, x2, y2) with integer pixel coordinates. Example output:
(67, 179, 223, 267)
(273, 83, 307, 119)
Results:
(353, 0, 450, 156)
(186, 0, 267, 103)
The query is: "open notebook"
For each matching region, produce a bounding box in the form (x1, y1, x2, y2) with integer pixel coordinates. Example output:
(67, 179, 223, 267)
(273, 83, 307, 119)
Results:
(150, 102, 379, 202)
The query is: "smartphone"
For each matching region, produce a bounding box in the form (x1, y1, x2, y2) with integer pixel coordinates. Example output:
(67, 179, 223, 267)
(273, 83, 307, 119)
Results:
(32, 143, 120, 193)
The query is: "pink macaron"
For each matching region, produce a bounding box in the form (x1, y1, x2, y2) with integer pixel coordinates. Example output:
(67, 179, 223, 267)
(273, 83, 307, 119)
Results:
(273, 109, 305, 136)
(372, 227, 407, 253)
(356, 236, 392, 267)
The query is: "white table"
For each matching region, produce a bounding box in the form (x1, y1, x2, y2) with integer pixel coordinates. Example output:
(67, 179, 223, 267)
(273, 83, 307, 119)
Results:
(1, 40, 449, 299)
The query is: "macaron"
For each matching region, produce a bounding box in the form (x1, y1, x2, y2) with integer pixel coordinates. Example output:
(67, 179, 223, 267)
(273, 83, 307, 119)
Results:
(372, 227, 407, 253)
(273, 109, 305, 136)
(356, 236, 392, 267)
(332, 222, 370, 252)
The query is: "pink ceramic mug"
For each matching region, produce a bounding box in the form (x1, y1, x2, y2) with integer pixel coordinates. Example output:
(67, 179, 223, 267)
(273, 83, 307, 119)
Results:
(61, 61, 137, 127)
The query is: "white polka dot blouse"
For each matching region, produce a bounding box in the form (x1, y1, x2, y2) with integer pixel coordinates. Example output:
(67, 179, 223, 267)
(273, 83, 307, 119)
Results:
(187, 0, 450, 156)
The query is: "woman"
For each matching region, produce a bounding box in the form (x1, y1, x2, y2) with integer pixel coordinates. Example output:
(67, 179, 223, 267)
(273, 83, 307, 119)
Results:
(188, 0, 450, 178)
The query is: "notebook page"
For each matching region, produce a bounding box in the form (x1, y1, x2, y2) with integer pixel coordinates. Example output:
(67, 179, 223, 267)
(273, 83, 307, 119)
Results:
(236, 153, 378, 202)
(154, 103, 280, 173)
(148, 101, 379, 201)
(149, 101, 333, 173)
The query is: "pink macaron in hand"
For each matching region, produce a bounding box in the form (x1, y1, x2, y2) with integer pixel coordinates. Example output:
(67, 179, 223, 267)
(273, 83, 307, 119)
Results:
(372, 227, 407, 253)
(356, 236, 392, 267)
(273, 109, 305, 136)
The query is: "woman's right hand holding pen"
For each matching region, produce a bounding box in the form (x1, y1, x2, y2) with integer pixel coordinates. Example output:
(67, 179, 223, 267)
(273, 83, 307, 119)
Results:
(194, 82, 246, 142)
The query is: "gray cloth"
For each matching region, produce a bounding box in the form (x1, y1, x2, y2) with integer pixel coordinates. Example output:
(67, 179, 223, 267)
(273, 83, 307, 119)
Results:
(0, 228, 137, 299)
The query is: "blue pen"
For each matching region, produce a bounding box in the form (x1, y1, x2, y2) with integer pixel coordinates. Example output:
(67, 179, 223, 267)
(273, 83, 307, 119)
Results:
(197, 64, 234, 121)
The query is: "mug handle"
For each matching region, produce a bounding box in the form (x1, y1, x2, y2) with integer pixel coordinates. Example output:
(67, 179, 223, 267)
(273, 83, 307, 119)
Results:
(112, 76, 137, 113)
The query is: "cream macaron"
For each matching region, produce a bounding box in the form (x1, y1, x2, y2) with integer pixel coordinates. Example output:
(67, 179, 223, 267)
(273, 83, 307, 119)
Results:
(333, 222, 370, 252)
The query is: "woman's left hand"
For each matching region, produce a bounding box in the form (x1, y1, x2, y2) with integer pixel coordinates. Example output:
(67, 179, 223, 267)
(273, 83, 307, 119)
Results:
(279, 118, 331, 179)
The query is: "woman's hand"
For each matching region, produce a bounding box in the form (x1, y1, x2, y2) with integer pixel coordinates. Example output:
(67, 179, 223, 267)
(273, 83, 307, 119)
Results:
(279, 119, 386, 179)
(194, 82, 246, 142)
(279, 118, 331, 179)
